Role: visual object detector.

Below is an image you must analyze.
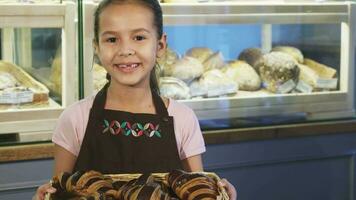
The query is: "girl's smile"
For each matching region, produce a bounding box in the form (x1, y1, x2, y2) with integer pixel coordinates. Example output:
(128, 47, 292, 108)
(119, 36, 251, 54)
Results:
(114, 63, 140, 73)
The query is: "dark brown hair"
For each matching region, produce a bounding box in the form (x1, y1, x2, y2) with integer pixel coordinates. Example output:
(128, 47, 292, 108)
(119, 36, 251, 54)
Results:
(94, 0, 163, 94)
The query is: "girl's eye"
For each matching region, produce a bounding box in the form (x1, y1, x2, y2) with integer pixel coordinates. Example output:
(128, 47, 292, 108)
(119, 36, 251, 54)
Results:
(134, 35, 146, 41)
(106, 37, 116, 43)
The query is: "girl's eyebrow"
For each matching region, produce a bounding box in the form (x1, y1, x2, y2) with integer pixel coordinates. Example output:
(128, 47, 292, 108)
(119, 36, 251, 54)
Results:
(101, 28, 152, 36)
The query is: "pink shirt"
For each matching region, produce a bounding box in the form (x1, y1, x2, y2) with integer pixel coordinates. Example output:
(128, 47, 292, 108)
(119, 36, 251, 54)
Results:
(52, 95, 206, 160)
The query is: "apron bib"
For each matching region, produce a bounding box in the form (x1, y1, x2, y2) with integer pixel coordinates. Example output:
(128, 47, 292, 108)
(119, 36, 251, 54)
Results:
(73, 83, 182, 174)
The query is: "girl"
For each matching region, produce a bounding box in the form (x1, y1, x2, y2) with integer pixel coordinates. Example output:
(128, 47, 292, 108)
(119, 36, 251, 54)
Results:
(34, 0, 236, 199)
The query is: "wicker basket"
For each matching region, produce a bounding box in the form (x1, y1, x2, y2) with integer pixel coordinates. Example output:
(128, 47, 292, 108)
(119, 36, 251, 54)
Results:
(0, 61, 49, 104)
(46, 172, 229, 200)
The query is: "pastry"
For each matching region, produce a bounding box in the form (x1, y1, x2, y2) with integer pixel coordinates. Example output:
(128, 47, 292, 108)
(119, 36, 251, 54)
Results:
(223, 60, 261, 91)
(304, 58, 337, 79)
(272, 46, 304, 63)
(237, 47, 264, 70)
(185, 47, 214, 63)
(167, 169, 219, 200)
(258, 52, 299, 93)
(159, 77, 191, 100)
(164, 56, 204, 83)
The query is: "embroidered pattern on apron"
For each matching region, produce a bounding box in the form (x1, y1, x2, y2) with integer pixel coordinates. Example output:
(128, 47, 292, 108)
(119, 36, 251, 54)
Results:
(102, 119, 161, 138)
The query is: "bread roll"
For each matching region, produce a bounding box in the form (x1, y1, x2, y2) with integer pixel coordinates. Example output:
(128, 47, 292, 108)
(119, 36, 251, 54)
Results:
(223, 60, 261, 91)
(159, 77, 191, 100)
(259, 52, 299, 93)
(272, 46, 304, 63)
(164, 56, 204, 83)
(304, 58, 337, 79)
(185, 47, 214, 63)
(237, 47, 264, 70)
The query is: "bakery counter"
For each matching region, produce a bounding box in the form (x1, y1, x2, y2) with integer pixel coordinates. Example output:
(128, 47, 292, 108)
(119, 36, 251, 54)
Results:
(1, 119, 356, 163)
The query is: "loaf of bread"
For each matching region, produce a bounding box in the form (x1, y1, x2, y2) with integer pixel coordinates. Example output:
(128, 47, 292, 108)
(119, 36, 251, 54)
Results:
(157, 47, 179, 77)
(159, 77, 191, 100)
(223, 60, 261, 91)
(258, 52, 299, 93)
(303, 58, 337, 79)
(297, 63, 319, 88)
(203, 51, 225, 71)
(272, 46, 304, 63)
(164, 56, 204, 83)
(185, 47, 214, 63)
(93, 63, 108, 92)
(237, 47, 264, 70)
(199, 69, 238, 97)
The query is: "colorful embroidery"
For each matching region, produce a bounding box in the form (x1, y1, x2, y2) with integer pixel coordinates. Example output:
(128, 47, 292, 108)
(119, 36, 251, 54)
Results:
(102, 120, 161, 138)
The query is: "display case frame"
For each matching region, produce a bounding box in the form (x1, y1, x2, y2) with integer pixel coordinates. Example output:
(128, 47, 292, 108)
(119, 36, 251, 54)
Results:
(0, 2, 77, 139)
(83, 1, 355, 124)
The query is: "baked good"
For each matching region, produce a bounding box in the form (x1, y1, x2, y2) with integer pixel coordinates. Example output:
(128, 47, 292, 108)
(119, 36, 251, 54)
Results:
(258, 52, 299, 93)
(159, 77, 191, 100)
(0, 72, 18, 90)
(0, 61, 49, 104)
(297, 63, 319, 89)
(189, 79, 208, 97)
(157, 47, 179, 77)
(167, 169, 219, 200)
(203, 51, 225, 71)
(304, 58, 337, 79)
(199, 69, 238, 97)
(272, 46, 304, 63)
(93, 63, 108, 92)
(185, 47, 214, 63)
(237, 47, 264, 70)
(164, 56, 204, 83)
(52, 171, 174, 200)
(223, 60, 261, 91)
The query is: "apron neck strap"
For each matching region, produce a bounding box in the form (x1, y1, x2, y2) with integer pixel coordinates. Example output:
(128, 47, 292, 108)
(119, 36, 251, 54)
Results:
(92, 82, 169, 117)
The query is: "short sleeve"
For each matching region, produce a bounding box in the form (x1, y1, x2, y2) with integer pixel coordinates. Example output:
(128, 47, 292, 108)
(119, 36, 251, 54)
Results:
(168, 100, 206, 160)
(52, 103, 85, 157)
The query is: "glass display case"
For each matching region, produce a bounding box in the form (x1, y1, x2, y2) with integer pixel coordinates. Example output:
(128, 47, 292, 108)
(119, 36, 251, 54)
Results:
(84, 1, 355, 128)
(0, 1, 77, 140)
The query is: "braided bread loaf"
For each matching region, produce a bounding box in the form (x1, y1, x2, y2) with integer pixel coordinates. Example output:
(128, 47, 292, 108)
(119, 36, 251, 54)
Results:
(167, 169, 219, 200)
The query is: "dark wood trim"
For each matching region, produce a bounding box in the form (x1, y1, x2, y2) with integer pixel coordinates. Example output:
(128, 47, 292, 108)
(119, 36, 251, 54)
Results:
(0, 143, 54, 163)
(1, 120, 356, 162)
(203, 119, 356, 144)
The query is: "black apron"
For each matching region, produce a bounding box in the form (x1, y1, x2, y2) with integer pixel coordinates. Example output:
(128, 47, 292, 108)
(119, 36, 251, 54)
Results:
(73, 83, 182, 174)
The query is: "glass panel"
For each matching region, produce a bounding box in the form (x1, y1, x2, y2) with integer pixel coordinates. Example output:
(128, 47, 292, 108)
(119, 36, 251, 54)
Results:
(0, 28, 62, 110)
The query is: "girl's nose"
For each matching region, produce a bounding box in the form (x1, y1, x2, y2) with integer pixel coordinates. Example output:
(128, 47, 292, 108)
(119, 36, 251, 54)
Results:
(118, 49, 135, 57)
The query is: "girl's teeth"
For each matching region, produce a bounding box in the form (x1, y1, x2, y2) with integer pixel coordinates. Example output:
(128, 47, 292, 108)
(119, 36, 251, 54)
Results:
(117, 64, 138, 68)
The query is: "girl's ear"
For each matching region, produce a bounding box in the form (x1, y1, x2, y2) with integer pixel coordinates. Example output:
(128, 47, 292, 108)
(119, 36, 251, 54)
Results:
(157, 33, 167, 58)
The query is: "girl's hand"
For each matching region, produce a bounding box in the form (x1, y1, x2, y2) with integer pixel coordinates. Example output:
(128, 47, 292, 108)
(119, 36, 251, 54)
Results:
(32, 182, 56, 200)
(218, 178, 237, 200)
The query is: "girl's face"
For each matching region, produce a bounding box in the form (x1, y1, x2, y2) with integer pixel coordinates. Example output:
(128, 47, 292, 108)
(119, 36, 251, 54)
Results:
(95, 3, 165, 88)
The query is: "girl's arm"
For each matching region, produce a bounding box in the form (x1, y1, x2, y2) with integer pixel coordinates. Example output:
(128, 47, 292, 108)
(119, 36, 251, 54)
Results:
(181, 154, 203, 172)
(53, 144, 77, 175)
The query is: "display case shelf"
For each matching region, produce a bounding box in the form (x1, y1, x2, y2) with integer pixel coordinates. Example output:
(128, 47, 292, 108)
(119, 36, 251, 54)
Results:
(83, 1, 355, 126)
(0, 2, 77, 135)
